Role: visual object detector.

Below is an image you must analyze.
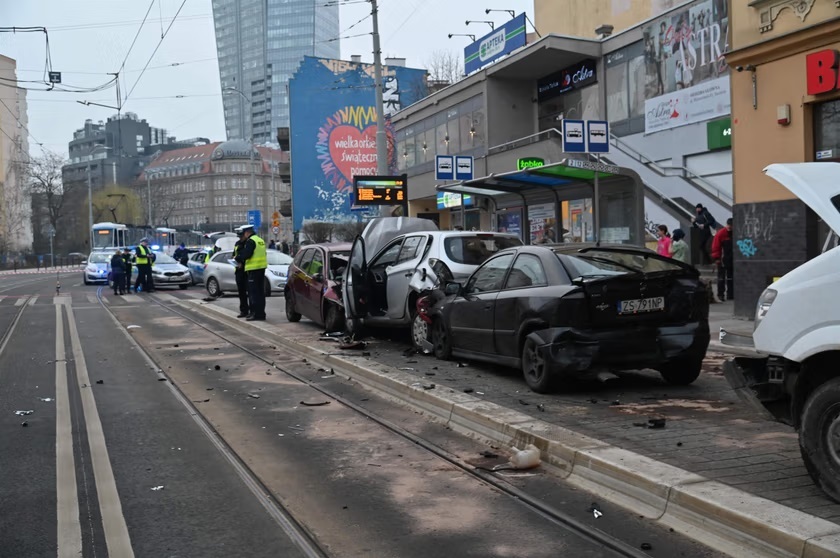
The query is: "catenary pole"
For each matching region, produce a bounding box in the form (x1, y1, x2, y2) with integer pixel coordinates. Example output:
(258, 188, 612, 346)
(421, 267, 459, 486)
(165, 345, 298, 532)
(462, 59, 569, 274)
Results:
(371, 0, 388, 176)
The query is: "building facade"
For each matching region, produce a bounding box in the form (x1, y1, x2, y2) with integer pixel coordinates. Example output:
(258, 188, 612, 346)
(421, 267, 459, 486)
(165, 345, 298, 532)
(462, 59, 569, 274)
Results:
(727, 0, 840, 317)
(137, 139, 291, 241)
(211, 0, 339, 143)
(0, 54, 32, 255)
(534, 0, 697, 38)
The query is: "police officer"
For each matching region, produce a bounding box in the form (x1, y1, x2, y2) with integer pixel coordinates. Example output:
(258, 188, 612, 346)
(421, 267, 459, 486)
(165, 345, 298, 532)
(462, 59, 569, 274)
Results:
(235, 224, 267, 321)
(232, 226, 250, 318)
(122, 248, 133, 294)
(134, 237, 156, 293)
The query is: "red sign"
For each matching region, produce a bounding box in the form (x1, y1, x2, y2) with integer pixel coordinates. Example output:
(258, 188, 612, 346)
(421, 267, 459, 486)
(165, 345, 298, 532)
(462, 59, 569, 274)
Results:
(807, 49, 840, 95)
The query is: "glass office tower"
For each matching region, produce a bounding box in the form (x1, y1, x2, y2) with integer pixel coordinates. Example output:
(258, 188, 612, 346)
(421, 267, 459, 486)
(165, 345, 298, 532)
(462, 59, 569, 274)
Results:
(212, 0, 340, 143)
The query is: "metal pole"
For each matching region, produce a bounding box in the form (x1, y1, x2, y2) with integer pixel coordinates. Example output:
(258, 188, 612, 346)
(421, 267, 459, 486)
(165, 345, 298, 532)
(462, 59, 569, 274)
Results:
(147, 172, 153, 228)
(594, 154, 601, 245)
(249, 139, 256, 216)
(49, 231, 54, 268)
(271, 159, 277, 240)
(371, 0, 388, 176)
(87, 162, 94, 249)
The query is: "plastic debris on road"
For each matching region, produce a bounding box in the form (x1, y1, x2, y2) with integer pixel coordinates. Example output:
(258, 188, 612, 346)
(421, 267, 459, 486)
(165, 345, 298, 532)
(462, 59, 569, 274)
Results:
(300, 400, 330, 407)
(126, 325, 141, 329)
(150, 486, 164, 491)
(39, 398, 54, 402)
(589, 503, 603, 518)
(21, 421, 28, 427)
(508, 444, 541, 470)
(248, 393, 261, 399)
(14, 410, 34, 416)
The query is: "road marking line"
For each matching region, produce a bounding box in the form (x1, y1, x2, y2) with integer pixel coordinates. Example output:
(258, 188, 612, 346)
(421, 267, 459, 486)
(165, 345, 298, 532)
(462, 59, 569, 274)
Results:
(28, 295, 39, 306)
(65, 303, 135, 557)
(14, 297, 26, 307)
(55, 303, 83, 558)
(86, 294, 97, 305)
(100, 295, 110, 305)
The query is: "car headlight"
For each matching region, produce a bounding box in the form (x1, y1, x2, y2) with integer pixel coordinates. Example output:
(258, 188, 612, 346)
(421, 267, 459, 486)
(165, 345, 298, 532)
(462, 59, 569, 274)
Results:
(755, 288, 777, 326)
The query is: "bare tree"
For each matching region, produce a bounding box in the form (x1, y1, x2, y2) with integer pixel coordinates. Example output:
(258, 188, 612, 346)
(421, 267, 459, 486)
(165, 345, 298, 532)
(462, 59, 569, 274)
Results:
(302, 221, 334, 243)
(425, 50, 463, 85)
(332, 221, 366, 242)
(25, 152, 74, 240)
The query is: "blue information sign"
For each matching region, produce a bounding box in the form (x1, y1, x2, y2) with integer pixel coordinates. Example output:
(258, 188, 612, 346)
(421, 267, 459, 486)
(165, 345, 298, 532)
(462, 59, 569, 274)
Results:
(435, 155, 454, 181)
(247, 210, 262, 230)
(586, 120, 610, 153)
(562, 120, 586, 153)
(464, 14, 527, 75)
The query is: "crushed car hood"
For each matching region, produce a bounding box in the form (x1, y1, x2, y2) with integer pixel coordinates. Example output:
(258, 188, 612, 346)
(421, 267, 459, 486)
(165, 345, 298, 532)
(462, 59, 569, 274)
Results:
(764, 163, 840, 234)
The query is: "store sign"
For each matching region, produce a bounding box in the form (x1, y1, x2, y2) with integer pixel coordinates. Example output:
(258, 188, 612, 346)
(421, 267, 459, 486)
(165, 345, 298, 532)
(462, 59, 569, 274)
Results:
(567, 159, 620, 174)
(707, 117, 732, 150)
(806, 49, 840, 95)
(537, 59, 598, 102)
(464, 14, 527, 74)
(436, 192, 474, 210)
(353, 175, 408, 206)
(644, 76, 730, 133)
(517, 157, 545, 170)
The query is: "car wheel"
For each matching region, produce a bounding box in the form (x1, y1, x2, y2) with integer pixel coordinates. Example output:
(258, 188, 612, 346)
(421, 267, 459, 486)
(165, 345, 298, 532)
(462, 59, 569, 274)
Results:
(432, 318, 452, 360)
(658, 357, 702, 386)
(799, 378, 840, 503)
(411, 312, 431, 353)
(264, 277, 272, 298)
(285, 294, 301, 322)
(206, 277, 222, 297)
(179, 284, 188, 290)
(522, 337, 553, 394)
(324, 303, 344, 332)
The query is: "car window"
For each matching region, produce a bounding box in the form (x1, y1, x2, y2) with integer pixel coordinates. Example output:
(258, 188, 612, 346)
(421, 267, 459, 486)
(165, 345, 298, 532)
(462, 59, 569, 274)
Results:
(371, 239, 403, 268)
(293, 249, 307, 267)
(153, 252, 176, 264)
(89, 253, 110, 263)
(560, 249, 686, 279)
(504, 254, 547, 290)
(465, 254, 514, 294)
(307, 250, 324, 278)
(444, 235, 522, 266)
(212, 251, 231, 263)
(267, 250, 293, 266)
(396, 236, 424, 264)
(329, 251, 349, 280)
(298, 249, 315, 273)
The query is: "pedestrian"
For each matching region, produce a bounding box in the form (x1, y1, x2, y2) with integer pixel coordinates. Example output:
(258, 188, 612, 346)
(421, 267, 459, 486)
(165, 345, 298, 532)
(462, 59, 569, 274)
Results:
(232, 226, 250, 318)
(280, 240, 289, 255)
(670, 228, 689, 263)
(656, 224, 672, 257)
(110, 250, 126, 295)
(712, 218, 734, 301)
(122, 248, 133, 294)
(235, 224, 267, 321)
(134, 237, 156, 293)
(173, 243, 189, 266)
(691, 204, 718, 264)
(268, 239, 277, 250)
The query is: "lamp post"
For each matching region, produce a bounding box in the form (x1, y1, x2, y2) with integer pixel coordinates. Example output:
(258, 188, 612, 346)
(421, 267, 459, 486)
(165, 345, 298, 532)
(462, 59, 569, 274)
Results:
(146, 169, 155, 229)
(87, 145, 111, 249)
(224, 87, 257, 222)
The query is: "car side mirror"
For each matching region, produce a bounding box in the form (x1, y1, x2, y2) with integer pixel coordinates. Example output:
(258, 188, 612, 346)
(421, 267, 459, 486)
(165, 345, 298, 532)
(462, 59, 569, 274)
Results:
(444, 281, 462, 296)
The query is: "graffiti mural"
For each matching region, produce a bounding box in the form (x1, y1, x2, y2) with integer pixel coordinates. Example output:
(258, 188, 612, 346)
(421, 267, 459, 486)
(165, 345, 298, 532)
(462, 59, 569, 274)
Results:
(289, 57, 428, 230)
(737, 238, 758, 258)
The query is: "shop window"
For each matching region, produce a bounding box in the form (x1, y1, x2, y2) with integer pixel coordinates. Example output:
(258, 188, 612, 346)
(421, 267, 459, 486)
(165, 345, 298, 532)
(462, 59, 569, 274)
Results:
(815, 99, 840, 162)
(538, 85, 600, 133)
(436, 122, 448, 155)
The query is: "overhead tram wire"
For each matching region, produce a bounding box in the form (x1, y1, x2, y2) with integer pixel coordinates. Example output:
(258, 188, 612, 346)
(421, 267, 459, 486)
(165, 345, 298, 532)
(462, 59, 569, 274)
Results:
(117, 0, 156, 75)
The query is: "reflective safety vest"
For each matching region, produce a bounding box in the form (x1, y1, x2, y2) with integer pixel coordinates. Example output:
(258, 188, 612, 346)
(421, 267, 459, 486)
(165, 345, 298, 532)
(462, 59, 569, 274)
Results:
(244, 235, 267, 272)
(136, 245, 150, 265)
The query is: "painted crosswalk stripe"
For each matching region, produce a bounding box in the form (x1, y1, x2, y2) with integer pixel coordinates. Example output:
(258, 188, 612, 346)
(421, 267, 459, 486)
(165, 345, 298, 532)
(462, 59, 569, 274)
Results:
(28, 295, 38, 306)
(86, 294, 97, 305)
(14, 297, 26, 307)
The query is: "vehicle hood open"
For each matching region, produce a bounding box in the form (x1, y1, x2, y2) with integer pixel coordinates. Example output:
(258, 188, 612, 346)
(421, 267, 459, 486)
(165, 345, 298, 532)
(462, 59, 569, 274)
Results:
(764, 163, 840, 234)
(360, 217, 438, 261)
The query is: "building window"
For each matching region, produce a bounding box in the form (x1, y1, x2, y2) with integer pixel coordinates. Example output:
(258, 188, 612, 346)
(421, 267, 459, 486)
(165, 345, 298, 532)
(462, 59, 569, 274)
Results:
(814, 99, 840, 162)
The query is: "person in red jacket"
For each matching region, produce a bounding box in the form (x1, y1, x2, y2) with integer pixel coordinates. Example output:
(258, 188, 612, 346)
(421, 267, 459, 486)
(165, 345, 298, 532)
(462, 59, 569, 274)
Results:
(711, 218, 734, 301)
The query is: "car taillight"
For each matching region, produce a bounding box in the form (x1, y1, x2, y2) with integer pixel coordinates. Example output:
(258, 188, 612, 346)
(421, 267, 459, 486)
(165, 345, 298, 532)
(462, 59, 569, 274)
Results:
(416, 296, 433, 324)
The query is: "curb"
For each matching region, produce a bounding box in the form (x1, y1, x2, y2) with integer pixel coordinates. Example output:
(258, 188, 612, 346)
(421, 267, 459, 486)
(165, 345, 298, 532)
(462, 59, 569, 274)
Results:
(174, 297, 840, 558)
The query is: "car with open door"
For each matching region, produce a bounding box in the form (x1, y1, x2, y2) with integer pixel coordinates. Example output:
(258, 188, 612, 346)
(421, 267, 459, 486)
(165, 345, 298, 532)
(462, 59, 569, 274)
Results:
(418, 244, 709, 393)
(284, 242, 350, 331)
(343, 217, 522, 343)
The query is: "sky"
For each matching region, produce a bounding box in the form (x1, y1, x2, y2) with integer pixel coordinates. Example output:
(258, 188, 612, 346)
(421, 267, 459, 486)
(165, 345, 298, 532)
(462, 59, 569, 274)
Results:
(2, 0, 535, 159)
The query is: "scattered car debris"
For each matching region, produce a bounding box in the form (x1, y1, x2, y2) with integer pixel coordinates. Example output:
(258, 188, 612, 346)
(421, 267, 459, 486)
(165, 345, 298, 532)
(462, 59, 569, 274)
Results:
(38, 398, 54, 403)
(476, 391, 485, 395)
(248, 393, 261, 399)
(300, 400, 330, 407)
(14, 410, 33, 416)
(157, 378, 167, 382)
(507, 444, 541, 470)
(126, 325, 141, 329)
(536, 404, 545, 412)
(206, 388, 214, 391)
(323, 331, 345, 338)
(214, 365, 221, 370)
(173, 344, 179, 348)
(589, 503, 603, 519)
(518, 399, 530, 406)
(641, 543, 652, 550)
(457, 362, 468, 368)
(425, 372, 436, 376)
(422, 384, 435, 390)
(21, 421, 28, 427)
(610, 400, 621, 406)
(463, 388, 474, 393)
(193, 399, 210, 403)
(95, 380, 104, 385)
(398, 367, 415, 371)
(479, 450, 499, 459)
(589, 398, 598, 404)
(402, 348, 416, 357)
(319, 336, 341, 343)
(265, 371, 272, 375)
(339, 340, 366, 350)
(677, 442, 683, 447)
(647, 418, 666, 429)
(150, 486, 164, 491)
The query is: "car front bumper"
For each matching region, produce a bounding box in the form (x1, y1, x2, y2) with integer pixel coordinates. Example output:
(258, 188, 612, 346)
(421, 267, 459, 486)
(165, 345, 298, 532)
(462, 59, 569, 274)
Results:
(85, 272, 109, 283)
(152, 274, 191, 286)
(528, 321, 710, 378)
(269, 277, 287, 291)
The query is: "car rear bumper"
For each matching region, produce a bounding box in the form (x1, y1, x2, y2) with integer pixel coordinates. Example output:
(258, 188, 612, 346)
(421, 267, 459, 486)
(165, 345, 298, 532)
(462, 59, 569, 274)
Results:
(528, 321, 710, 377)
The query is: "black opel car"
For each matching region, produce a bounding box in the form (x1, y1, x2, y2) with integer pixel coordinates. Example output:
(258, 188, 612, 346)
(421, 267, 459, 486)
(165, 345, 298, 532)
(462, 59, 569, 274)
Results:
(417, 244, 710, 393)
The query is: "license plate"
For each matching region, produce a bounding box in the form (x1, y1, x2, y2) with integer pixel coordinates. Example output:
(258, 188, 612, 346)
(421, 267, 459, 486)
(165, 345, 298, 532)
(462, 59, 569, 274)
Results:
(618, 297, 665, 314)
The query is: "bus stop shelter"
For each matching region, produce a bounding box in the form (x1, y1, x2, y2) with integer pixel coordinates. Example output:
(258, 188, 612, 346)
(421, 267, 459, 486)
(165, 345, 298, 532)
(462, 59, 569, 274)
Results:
(436, 159, 645, 245)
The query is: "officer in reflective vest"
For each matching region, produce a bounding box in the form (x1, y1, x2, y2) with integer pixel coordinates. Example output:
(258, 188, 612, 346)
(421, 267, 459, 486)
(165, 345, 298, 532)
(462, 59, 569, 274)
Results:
(235, 224, 267, 321)
(232, 226, 250, 318)
(134, 237, 155, 293)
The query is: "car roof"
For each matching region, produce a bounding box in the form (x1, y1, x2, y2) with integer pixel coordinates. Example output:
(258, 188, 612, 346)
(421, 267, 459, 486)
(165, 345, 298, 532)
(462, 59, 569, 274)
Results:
(299, 242, 352, 252)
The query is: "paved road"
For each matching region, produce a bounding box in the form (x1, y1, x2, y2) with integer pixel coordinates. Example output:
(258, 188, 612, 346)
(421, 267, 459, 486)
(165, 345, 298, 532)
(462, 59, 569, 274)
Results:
(0, 274, 716, 557)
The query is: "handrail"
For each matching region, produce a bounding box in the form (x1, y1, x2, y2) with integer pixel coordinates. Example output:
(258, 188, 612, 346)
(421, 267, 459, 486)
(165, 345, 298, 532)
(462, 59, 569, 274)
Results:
(610, 133, 733, 208)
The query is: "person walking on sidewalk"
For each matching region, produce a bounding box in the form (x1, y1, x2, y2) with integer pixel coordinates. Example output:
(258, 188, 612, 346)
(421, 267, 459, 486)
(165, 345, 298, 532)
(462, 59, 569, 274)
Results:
(692, 204, 718, 264)
(232, 226, 250, 319)
(656, 225, 672, 257)
(110, 250, 126, 295)
(235, 224, 267, 321)
(712, 218, 734, 301)
(670, 228, 689, 263)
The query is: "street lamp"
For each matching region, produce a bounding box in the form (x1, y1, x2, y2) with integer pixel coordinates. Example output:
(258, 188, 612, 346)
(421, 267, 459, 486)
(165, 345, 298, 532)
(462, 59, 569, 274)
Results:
(223, 86, 257, 224)
(87, 145, 111, 249)
(465, 20, 495, 30)
(484, 9, 515, 18)
(448, 33, 476, 41)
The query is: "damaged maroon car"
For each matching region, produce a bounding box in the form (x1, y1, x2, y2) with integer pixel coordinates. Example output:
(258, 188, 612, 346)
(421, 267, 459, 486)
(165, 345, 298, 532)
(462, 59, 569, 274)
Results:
(285, 243, 350, 332)
(417, 244, 710, 393)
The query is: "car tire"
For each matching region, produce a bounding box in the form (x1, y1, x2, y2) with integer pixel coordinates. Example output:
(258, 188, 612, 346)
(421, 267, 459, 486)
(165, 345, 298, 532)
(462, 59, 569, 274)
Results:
(522, 337, 554, 394)
(179, 284, 188, 290)
(324, 303, 344, 332)
(285, 294, 301, 322)
(432, 318, 452, 360)
(206, 277, 222, 297)
(264, 277, 272, 298)
(411, 312, 431, 353)
(799, 377, 840, 503)
(658, 357, 702, 386)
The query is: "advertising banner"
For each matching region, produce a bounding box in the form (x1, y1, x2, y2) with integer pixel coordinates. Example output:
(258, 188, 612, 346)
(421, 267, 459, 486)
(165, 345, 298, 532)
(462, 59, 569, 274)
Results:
(537, 59, 598, 102)
(644, 75, 730, 133)
(289, 57, 427, 230)
(464, 14, 527, 75)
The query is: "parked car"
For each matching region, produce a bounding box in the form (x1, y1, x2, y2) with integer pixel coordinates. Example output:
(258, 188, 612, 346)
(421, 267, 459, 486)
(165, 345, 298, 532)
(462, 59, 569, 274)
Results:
(343, 217, 522, 343)
(187, 250, 211, 285)
(83, 251, 112, 285)
(127, 251, 191, 290)
(417, 244, 710, 393)
(204, 249, 291, 297)
(285, 242, 350, 331)
(722, 162, 840, 502)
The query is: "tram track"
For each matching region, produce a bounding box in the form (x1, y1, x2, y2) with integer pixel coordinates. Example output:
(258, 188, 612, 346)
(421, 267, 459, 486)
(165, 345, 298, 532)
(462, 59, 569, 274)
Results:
(0, 295, 31, 360)
(97, 288, 655, 558)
